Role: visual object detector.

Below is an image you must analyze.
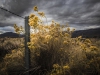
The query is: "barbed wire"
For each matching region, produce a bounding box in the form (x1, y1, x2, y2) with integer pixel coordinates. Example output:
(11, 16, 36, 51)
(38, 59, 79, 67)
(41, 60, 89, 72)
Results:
(0, 6, 25, 19)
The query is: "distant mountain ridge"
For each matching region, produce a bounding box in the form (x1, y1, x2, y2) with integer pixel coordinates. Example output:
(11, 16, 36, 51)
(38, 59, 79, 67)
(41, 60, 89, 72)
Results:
(0, 32, 24, 38)
(0, 28, 100, 38)
(72, 28, 100, 38)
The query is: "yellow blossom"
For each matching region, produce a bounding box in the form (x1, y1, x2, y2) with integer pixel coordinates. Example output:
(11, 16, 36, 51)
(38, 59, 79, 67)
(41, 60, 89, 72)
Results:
(14, 24, 17, 28)
(67, 27, 70, 31)
(63, 65, 70, 69)
(85, 39, 91, 43)
(45, 35, 52, 40)
(52, 20, 55, 23)
(15, 27, 20, 32)
(28, 46, 32, 49)
(11, 50, 16, 53)
(28, 18, 34, 22)
(54, 38, 59, 41)
(78, 36, 82, 39)
(53, 64, 59, 69)
(90, 46, 98, 51)
(33, 6, 38, 11)
(63, 41, 68, 45)
(38, 12, 45, 17)
(29, 14, 35, 18)
(64, 33, 69, 37)
(20, 44, 24, 47)
(34, 16, 39, 21)
(27, 42, 31, 45)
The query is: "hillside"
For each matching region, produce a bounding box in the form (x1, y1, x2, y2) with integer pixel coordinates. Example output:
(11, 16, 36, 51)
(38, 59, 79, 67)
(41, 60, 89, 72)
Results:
(72, 28, 100, 38)
(0, 32, 24, 38)
(0, 27, 100, 38)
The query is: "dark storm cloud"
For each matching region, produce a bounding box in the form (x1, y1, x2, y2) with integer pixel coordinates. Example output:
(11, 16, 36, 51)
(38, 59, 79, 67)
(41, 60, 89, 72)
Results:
(0, 0, 100, 31)
(0, 23, 13, 27)
(0, 0, 33, 27)
(1, 0, 32, 17)
(46, 0, 100, 26)
(83, 0, 100, 4)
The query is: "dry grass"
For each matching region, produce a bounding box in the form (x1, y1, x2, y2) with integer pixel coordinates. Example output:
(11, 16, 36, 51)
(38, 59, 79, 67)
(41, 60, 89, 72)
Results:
(0, 38, 100, 75)
(0, 38, 24, 61)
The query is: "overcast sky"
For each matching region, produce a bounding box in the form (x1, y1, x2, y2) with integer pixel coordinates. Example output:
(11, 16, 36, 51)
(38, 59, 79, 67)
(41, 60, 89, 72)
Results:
(0, 0, 100, 33)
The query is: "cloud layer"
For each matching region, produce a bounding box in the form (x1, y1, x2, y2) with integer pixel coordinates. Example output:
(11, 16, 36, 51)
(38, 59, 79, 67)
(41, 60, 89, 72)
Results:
(0, 0, 100, 33)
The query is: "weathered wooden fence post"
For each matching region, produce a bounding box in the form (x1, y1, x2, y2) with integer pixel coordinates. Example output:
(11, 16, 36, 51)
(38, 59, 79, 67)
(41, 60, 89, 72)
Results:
(25, 16, 30, 75)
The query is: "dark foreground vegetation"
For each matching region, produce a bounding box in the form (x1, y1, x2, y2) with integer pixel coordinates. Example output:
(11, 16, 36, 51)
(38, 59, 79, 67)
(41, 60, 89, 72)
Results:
(0, 37, 100, 75)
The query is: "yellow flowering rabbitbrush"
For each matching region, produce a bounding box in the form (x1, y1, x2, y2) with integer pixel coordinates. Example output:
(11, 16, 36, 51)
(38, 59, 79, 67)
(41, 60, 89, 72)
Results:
(12, 6, 100, 75)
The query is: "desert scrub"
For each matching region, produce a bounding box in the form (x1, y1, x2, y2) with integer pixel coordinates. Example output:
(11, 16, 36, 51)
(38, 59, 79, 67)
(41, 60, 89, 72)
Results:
(0, 38, 24, 61)
(0, 48, 25, 75)
(1, 6, 98, 75)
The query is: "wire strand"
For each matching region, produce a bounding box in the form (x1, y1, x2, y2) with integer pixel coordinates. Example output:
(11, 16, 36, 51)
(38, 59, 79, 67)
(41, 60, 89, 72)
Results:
(0, 6, 25, 19)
